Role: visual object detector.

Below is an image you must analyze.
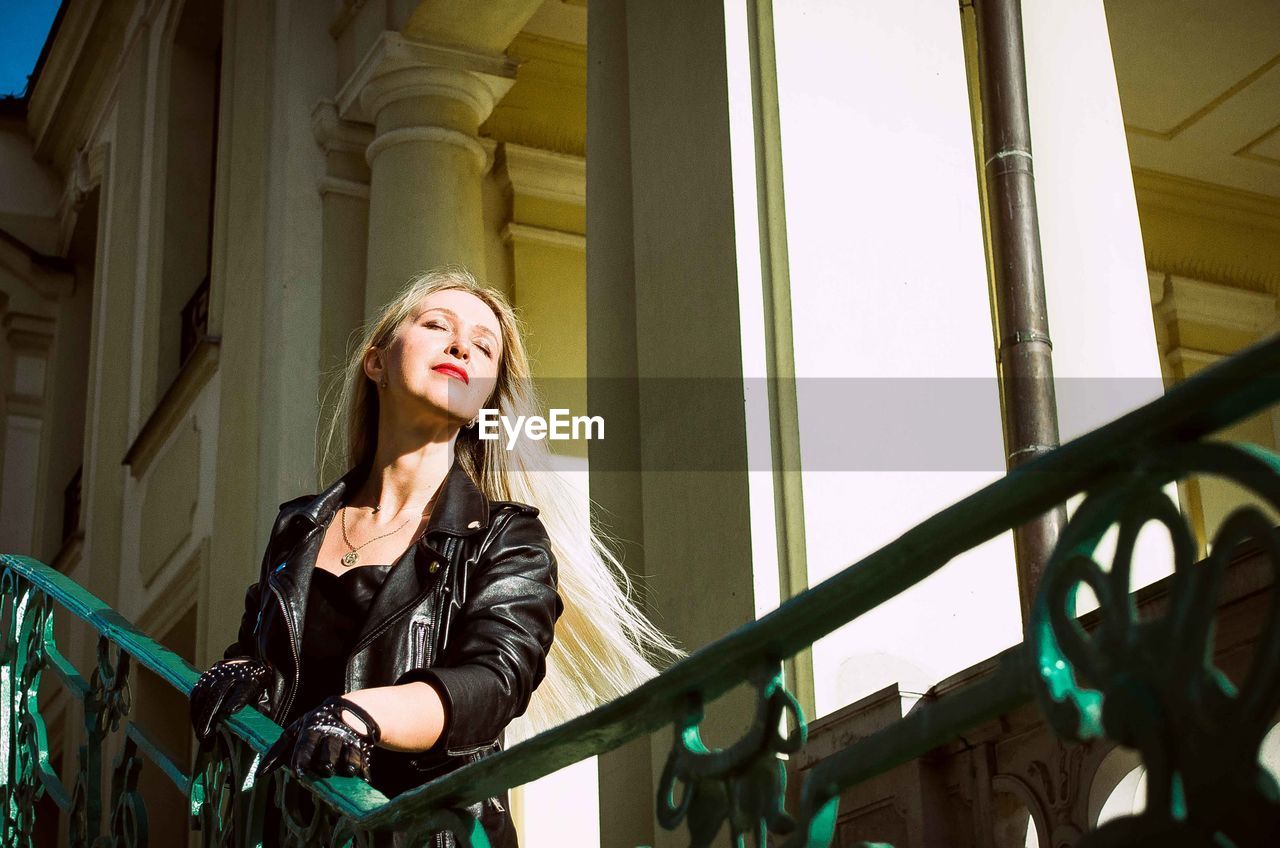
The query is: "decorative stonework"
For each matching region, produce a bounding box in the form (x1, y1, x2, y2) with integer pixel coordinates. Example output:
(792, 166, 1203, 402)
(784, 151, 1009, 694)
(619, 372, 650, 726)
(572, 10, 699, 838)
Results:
(311, 100, 374, 157)
(335, 32, 516, 127)
(502, 144, 585, 207)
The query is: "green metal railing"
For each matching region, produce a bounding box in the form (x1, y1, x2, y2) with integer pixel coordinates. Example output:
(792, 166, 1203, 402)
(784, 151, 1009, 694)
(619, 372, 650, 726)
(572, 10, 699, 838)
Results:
(5, 333, 1280, 847)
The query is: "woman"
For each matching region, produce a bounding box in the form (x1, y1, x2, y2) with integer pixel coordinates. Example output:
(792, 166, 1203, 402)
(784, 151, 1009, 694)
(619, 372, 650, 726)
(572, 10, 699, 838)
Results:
(189, 267, 683, 846)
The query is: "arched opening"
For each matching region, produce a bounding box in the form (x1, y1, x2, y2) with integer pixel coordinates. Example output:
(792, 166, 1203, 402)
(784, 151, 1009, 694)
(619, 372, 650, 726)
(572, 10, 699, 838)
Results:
(992, 776, 1048, 848)
(1261, 722, 1280, 783)
(1087, 746, 1145, 829)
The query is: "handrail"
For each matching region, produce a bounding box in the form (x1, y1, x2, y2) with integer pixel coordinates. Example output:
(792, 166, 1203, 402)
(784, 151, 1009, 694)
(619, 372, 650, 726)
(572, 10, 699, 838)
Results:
(4, 330, 1280, 846)
(0, 553, 389, 822)
(359, 330, 1280, 828)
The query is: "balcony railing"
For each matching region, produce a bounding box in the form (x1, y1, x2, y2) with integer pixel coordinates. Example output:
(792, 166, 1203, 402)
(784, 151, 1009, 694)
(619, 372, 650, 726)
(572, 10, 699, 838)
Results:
(4, 333, 1280, 847)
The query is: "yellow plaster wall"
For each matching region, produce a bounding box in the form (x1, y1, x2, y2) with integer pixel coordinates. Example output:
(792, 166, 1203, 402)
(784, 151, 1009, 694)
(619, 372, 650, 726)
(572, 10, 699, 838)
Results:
(483, 34, 586, 157)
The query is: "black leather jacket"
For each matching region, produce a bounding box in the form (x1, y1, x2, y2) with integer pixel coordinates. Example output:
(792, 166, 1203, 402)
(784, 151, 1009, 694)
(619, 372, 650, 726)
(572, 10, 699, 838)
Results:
(224, 456, 563, 844)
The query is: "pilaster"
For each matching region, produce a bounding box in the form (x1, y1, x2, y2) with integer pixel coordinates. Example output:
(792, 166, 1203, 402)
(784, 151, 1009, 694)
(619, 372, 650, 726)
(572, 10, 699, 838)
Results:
(1152, 272, 1280, 555)
(587, 1, 763, 845)
(499, 143, 586, 458)
(311, 101, 373, 431)
(0, 312, 55, 555)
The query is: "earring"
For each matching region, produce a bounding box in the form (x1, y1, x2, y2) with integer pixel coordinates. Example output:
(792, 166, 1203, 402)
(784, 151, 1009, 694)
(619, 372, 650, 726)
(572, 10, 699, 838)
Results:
(466, 415, 478, 428)
(380, 376, 387, 389)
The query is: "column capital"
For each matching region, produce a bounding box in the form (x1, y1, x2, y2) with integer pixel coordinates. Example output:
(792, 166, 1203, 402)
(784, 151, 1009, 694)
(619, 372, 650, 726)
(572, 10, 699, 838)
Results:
(335, 32, 517, 126)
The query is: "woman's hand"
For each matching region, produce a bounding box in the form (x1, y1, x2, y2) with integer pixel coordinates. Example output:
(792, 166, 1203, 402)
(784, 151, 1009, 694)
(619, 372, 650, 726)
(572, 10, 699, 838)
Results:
(259, 695, 382, 780)
(189, 657, 271, 746)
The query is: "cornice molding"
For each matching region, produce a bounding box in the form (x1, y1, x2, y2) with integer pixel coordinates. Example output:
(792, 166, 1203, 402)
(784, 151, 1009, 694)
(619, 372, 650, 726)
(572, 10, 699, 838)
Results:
(1155, 274, 1278, 334)
(502, 222, 585, 251)
(26, 0, 100, 148)
(508, 31, 587, 66)
(28, 0, 134, 172)
(500, 143, 585, 206)
(1132, 168, 1280, 234)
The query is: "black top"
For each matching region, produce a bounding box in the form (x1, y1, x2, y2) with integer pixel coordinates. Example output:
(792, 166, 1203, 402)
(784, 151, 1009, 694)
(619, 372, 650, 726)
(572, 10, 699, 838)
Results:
(292, 564, 394, 722)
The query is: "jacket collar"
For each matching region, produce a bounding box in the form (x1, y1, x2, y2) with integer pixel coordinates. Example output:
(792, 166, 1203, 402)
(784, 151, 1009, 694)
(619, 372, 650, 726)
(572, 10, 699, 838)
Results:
(279, 453, 491, 537)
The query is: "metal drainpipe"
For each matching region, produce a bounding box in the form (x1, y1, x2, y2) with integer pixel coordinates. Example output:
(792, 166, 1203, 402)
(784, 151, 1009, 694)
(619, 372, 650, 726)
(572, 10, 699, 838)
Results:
(972, 0, 1069, 624)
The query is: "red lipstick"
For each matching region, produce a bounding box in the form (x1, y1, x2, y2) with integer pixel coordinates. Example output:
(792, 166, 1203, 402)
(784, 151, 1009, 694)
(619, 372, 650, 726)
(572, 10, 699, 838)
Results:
(432, 363, 469, 384)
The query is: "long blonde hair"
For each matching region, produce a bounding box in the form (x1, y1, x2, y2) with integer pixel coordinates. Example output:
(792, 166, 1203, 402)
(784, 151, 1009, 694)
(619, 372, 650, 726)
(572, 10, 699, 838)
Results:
(321, 267, 684, 744)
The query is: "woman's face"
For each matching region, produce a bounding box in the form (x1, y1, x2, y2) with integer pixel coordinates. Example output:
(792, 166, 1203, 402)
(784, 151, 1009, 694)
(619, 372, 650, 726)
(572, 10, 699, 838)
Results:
(371, 288, 503, 429)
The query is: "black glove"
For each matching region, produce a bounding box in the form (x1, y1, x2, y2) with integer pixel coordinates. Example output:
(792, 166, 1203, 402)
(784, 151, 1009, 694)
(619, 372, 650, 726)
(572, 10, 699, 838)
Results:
(258, 695, 382, 781)
(189, 657, 271, 746)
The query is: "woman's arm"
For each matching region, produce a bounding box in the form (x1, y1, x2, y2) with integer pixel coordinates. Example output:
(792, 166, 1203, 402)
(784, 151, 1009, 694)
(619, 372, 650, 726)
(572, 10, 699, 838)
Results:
(346, 509, 563, 755)
(340, 682, 447, 751)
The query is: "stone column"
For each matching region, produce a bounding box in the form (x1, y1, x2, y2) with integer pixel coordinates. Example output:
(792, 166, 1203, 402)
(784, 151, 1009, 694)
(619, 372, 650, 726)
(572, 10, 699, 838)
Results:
(336, 33, 516, 315)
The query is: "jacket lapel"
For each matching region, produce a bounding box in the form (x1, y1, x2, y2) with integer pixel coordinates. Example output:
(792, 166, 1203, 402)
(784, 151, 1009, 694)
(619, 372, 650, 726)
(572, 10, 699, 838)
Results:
(350, 454, 491, 650)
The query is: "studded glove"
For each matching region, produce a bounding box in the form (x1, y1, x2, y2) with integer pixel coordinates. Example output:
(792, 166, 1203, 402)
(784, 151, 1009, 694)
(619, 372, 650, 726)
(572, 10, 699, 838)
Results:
(258, 695, 382, 781)
(189, 657, 272, 746)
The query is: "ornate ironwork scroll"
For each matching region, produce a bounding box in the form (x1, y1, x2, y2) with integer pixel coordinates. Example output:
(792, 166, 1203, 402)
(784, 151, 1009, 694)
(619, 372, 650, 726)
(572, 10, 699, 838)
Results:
(191, 727, 268, 847)
(1, 570, 56, 847)
(655, 663, 808, 847)
(1031, 442, 1280, 847)
(104, 736, 148, 848)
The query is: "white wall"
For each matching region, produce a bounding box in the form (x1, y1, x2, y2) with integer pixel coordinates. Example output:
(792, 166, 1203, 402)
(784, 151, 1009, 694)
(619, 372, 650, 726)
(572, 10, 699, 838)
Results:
(773, 0, 1019, 717)
(1022, 0, 1173, 598)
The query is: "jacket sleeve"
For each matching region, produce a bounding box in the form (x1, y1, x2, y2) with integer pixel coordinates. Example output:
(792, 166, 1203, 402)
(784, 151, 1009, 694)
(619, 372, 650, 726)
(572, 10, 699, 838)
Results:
(396, 509, 564, 753)
(221, 581, 263, 660)
(220, 501, 295, 661)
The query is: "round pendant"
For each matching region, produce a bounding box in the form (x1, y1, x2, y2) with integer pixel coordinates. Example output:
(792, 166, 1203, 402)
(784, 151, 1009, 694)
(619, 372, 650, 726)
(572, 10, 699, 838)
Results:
(341, 551, 360, 567)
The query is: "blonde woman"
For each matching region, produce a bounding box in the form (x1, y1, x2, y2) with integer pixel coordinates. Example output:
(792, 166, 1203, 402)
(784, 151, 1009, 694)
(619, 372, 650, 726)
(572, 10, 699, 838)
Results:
(188, 267, 683, 846)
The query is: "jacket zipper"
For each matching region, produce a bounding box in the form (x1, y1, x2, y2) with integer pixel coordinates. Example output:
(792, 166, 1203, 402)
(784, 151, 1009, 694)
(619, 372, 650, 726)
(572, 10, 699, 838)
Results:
(262, 521, 325, 723)
(347, 536, 461, 661)
(409, 619, 429, 669)
(444, 741, 494, 756)
(408, 534, 506, 820)
(269, 579, 302, 722)
(423, 537, 459, 670)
